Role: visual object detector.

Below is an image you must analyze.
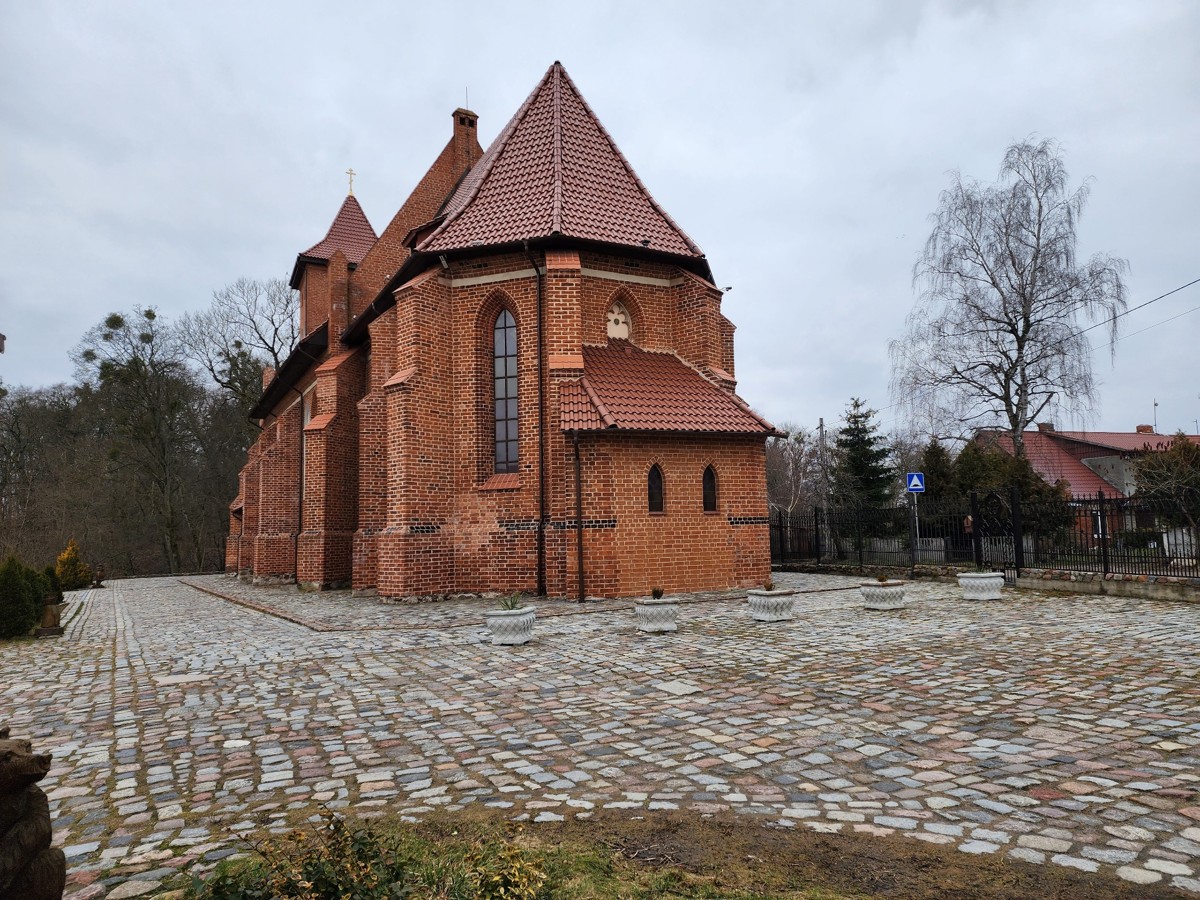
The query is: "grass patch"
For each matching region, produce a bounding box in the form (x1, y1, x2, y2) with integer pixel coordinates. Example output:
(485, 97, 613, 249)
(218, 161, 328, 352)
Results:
(188, 808, 1177, 900)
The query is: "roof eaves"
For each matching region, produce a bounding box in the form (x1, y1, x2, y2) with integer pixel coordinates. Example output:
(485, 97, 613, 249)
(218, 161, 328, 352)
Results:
(249, 322, 329, 420)
(289, 254, 327, 290)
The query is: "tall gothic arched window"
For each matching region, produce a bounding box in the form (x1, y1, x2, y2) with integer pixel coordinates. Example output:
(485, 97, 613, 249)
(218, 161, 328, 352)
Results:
(493, 310, 519, 473)
(648, 464, 664, 513)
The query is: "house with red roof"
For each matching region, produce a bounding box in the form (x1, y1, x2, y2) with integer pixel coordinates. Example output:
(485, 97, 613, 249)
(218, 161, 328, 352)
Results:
(227, 62, 776, 599)
(982, 424, 1200, 499)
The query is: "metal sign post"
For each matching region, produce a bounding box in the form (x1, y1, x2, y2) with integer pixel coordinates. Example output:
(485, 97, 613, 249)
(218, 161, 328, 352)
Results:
(906, 473, 925, 560)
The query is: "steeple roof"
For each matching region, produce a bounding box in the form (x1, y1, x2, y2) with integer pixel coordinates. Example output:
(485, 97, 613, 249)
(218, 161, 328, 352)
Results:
(291, 194, 378, 287)
(416, 62, 704, 260)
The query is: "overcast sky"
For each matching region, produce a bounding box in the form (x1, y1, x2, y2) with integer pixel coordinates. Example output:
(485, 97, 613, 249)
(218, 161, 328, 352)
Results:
(2, 0, 1198, 439)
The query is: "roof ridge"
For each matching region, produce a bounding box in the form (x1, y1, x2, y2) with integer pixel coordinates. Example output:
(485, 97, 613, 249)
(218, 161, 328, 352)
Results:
(580, 375, 616, 427)
(550, 64, 564, 235)
(554, 65, 703, 257)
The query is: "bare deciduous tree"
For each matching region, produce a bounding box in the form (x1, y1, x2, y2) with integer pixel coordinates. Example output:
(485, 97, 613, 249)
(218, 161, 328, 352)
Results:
(179, 277, 299, 411)
(890, 139, 1128, 458)
(766, 423, 826, 514)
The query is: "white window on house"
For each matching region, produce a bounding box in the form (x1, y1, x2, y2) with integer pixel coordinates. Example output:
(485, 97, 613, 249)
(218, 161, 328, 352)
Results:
(606, 300, 632, 340)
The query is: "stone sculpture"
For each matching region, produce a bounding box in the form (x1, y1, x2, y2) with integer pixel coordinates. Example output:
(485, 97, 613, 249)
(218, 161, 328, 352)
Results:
(36, 598, 64, 638)
(0, 726, 65, 900)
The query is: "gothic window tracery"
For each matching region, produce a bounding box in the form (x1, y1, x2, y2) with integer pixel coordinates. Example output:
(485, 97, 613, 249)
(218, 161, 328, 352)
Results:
(606, 300, 632, 340)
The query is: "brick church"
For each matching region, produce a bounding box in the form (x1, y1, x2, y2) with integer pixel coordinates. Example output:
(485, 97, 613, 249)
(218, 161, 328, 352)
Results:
(227, 62, 776, 599)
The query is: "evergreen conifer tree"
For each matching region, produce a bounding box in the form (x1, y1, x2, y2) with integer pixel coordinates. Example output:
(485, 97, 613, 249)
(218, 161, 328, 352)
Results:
(918, 438, 955, 504)
(830, 398, 894, 505)
(56, 538, 92, 591)
(0, 556, 37, 638)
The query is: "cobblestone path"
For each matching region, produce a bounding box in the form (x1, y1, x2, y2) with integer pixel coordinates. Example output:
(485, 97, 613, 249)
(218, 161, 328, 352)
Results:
(3, 573, 1199, 897)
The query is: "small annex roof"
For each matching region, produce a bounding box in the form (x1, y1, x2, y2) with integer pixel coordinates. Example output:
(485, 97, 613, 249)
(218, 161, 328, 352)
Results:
(290, 194, 378, 288)
(415, 61, 704, 260)
(559, 341, 775, 435)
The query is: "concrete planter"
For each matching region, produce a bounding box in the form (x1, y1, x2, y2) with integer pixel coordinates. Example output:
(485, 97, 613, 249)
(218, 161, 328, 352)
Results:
(635, 597, 678, 632)
(958, 571, 1004, 601)
(746, 588, 796, 621)
(485, 606, 536, 645)
(860, 581, 908, 610)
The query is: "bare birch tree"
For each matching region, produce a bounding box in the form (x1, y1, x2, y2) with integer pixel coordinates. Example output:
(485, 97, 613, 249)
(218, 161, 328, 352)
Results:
(890, 139, 1128, 458)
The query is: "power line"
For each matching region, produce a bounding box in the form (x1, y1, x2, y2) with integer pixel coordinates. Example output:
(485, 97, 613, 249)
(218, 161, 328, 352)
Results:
(1111, 302, 1200, 344)
(1075, 276, 1200, 337)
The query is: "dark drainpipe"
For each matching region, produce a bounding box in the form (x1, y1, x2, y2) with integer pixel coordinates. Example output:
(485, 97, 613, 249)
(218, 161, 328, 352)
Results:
(524, 241, 547, 596)
(291, 385, 304, 584)
(572, 429, 585, 602)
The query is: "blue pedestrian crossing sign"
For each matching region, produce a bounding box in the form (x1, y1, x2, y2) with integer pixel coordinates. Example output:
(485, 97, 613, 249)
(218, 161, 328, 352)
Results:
(906, 472, 926, 493)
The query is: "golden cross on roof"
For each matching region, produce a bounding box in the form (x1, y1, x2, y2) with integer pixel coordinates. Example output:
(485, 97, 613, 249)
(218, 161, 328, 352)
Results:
(345, 167, 356, 196)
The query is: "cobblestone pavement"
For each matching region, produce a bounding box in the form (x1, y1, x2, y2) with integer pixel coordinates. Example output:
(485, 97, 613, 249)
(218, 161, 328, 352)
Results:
(4, 573, 1200, 897)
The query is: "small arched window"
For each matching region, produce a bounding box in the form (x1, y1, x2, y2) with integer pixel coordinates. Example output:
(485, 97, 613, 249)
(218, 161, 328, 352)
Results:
(606, 300, 632, 340)
(648, 464, 664, 513)
(702, 465, 718, 512)
(493, 310, 518, 473)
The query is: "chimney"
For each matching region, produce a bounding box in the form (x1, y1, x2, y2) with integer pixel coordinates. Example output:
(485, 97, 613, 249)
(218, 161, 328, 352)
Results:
(452, 107, 479, 166)
(1135, 424, 1154, 434)
(1037, 422, 1055, 432)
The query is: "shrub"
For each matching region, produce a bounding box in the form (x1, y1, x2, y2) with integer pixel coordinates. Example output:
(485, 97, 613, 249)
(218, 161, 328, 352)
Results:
(189, 813, 547, 900)
(55, 539, 92, 592)
(470, 841, 546, 900)
(0, 556, 38, 639)
(650, 586, 665, 599)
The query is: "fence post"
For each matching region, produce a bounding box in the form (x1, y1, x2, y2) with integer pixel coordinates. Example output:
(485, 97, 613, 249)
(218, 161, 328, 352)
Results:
(970, 491, 983, 569)
(855, 509, 864, 569)
(1010, 484, 1024, 576)
(814, 506, 822, 564)
(908, 493, 918, 573)
(1097, 490, 1109, 575)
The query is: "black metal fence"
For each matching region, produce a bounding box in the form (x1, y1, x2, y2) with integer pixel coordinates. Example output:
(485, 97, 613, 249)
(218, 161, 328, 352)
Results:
(771, 489, 1198, 579)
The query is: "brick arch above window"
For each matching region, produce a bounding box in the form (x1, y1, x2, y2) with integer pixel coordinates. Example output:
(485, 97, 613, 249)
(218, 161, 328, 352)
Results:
(474, 288, 521, 346)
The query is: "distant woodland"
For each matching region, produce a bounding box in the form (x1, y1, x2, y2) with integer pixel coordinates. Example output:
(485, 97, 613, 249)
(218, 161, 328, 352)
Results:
(0, 279, 297, 576)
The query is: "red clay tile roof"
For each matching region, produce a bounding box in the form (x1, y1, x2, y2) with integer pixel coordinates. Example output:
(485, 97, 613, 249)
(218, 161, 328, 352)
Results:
(1005, 432, 1115, 495)
(560, 341, 774, 434)
(300, 194, 378, 264)
(983, 429, 1200, 497)
(1048, 431, 1200, 453)
(417, 62, 704, 259)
